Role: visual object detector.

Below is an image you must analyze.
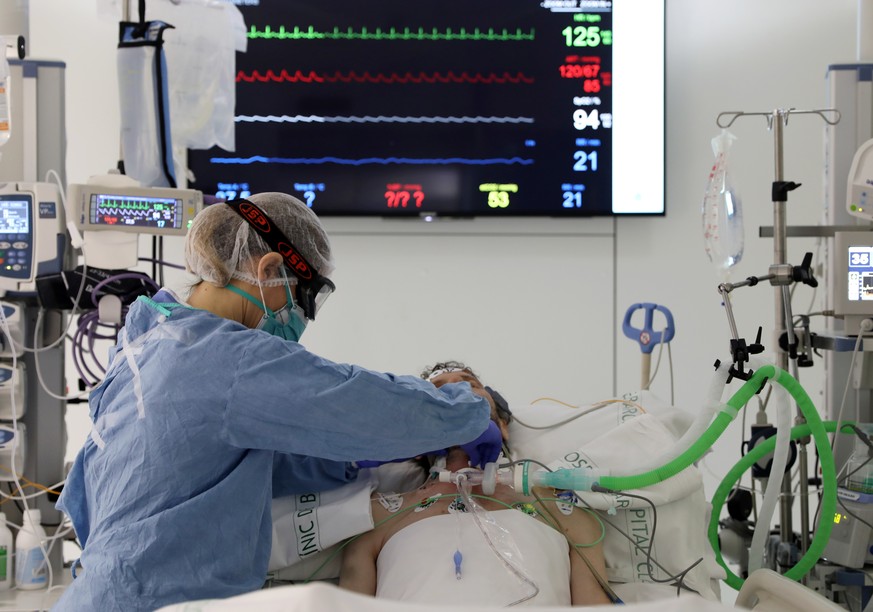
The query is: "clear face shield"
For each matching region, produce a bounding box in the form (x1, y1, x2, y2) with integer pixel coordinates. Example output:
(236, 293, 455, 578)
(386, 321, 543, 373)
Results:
(224, 198, 336, 321)
(296, 274, 335, 321)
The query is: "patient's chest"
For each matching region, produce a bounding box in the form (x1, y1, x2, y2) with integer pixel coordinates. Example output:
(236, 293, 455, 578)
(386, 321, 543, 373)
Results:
(375, 509, 571, 606)
(373, 481, 551, 542)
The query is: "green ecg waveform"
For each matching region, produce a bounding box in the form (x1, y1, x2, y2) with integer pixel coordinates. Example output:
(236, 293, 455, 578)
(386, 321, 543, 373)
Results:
(248, 25, 535, 42)
(103, 201, 156, 210)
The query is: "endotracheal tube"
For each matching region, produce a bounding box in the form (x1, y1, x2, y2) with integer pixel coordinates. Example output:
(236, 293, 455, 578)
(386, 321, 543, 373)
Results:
(439, 461, 599, 496)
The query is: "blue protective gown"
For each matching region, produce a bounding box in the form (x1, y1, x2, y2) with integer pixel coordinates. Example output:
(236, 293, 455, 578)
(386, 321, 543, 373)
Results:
(53, 291, 490, 611)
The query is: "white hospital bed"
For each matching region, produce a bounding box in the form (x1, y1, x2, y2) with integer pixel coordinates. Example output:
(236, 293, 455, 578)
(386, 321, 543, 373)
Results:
(156, 570, 842, 611)
(157, 581, 729, 611)
(159, 390, 846, 612)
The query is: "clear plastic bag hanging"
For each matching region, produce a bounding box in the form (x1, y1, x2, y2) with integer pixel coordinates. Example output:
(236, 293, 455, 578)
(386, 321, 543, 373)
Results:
(0, 55, 10, 151)
(702, 129, 744, 278)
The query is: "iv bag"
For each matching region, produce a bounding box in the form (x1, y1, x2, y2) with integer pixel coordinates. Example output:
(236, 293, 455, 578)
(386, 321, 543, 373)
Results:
(702, 129, 744, 277)
(0, 56, 10, 150)
(117, 20, 177, 188)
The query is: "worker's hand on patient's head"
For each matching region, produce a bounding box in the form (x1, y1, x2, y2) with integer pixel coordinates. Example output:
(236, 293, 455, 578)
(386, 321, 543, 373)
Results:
(460, 421, 502, 468)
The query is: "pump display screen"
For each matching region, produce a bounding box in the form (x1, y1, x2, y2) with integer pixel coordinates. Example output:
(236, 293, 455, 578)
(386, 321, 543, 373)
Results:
(89, 194, 184, 230)
(187, 0, 665, 217)
(848, 245, 873, 302)
(0, 198, 30, 235)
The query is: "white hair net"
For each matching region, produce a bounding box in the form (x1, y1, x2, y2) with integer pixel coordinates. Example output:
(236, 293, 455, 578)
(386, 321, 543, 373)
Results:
(185, 192, 334, 287)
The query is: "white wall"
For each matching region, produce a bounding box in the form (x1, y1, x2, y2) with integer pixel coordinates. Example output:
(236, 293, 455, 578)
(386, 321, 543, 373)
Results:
(22, 0, 861, 535)
(641, 1, 856, 496)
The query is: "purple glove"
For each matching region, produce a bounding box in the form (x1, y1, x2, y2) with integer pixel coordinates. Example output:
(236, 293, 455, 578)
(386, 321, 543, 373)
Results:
(460, 421, 502, 468)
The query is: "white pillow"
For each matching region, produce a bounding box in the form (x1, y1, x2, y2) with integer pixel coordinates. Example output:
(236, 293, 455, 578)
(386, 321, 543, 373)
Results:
(509, 390, 724, 600)
(509, 389, 691, 460)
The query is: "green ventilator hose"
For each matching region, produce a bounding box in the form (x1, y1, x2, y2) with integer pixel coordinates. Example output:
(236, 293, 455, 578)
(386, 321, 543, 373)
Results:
(538, 365, 837, 589)
(594, 367, 824, 492)
(708, 419, 848, 590)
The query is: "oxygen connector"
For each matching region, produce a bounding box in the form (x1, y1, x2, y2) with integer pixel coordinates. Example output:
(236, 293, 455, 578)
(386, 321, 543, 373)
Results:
(437, 461, 602, 495)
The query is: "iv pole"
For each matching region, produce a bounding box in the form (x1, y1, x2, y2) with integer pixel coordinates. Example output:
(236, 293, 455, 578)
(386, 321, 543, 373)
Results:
(716, 108, 840, 556)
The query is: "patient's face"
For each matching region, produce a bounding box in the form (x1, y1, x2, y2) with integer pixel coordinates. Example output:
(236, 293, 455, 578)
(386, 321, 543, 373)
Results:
(429, 370, 508, 441)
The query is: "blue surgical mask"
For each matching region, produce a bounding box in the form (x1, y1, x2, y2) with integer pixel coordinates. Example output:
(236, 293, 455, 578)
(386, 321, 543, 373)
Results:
(225, 282, 308, 342)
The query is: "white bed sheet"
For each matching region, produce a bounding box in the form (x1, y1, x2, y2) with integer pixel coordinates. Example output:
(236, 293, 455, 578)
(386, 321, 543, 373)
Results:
(156, 582, 736, 612)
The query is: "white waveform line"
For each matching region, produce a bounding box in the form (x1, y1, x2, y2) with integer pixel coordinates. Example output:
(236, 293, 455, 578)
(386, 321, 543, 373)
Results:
(235, 114, 534, 124)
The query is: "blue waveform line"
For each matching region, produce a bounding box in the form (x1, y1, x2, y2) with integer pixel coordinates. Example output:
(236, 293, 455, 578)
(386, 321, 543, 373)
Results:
(235, 114, 535, 124)
(209, 156, 534, 166)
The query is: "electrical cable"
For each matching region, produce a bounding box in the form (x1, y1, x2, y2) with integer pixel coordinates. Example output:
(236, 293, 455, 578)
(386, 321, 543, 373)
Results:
(299, 484, 617, 603)
(499, 458, 554, 472)
(831, 332, 868, 472)
(0, 305, 55, 592)
(138, 257, 185, 270)
(158, 237, 165, 287)
(501, 459, 702, 597)
(512, 398, 646, 431)
(0, 472, 63, 499)
(531, 487, 621, 603)
(151, 236, 157, 282)
(839, 426, 873, 487)
(61, 270, 161, 390)
(592, 484, 703, 596)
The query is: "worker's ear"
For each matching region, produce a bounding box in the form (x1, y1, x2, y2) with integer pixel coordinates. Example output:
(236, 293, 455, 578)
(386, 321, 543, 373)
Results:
(256, 252, 284, 283)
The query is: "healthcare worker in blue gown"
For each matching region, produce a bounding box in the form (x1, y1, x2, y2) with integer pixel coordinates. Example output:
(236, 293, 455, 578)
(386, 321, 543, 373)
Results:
(53, 193, 500, 611)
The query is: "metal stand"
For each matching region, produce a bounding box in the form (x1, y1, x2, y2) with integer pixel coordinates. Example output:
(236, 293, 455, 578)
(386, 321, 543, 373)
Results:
(21, 304, 66, 578)
(716, 108, 840, 558)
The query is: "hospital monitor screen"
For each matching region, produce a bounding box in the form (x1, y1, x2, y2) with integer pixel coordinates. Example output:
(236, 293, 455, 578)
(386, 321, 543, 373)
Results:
(0, 197, 30, 235)
(187, 0, 665, 217)
(88, 194, 185, 231)
(835, 231, 873, 334)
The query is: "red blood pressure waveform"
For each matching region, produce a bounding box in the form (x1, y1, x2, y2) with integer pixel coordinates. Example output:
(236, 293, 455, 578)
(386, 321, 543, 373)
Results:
(235, 69, 535, 85)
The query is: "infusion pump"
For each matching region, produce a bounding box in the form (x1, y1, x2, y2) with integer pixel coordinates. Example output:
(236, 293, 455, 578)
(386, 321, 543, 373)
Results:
(0, 182, 67, 295)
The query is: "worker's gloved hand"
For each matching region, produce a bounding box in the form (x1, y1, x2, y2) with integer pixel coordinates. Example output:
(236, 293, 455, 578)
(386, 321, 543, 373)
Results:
(460, 421, 502, 468)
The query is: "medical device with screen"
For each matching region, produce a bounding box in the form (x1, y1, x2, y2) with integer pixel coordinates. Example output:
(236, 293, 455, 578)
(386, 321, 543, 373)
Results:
(88, 194, 184, 231)
(67, 184, 203, 236)
(848, 245, 873, 302)
(0, 194, 32, 281)
(187, 0, 665, 217)
(0, 182, 68, 294)
(834, 231, 873, 334)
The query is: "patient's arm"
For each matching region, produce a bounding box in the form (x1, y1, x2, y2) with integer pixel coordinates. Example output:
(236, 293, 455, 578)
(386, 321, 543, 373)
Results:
(338, 527, 380, 596)
(534, 488, 612, 606)
(340, 498, 397, 596)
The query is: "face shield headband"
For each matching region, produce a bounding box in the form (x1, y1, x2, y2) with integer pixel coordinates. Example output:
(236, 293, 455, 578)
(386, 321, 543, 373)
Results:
(224, 199, 335, 320)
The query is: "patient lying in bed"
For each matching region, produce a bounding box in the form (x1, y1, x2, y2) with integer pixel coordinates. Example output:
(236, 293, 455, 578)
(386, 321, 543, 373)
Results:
(339, 362, 613, 606)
